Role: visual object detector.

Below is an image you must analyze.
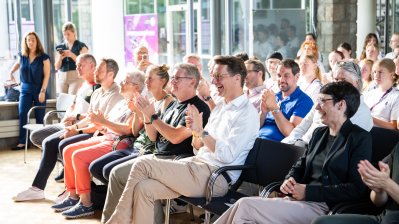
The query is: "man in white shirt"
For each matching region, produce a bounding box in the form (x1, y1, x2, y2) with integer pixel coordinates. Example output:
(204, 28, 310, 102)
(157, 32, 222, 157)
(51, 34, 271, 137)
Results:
(105, 55, 260, 224)
(244, 58, 266, 110)
(385, 33, 399, 59)
(282, 61, 373, 146)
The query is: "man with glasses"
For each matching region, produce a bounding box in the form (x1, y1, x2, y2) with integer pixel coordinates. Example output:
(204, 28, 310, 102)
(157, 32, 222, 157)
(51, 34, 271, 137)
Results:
(101, 63, 211, 223)
(105, 55, 259, 224)
(282, 61, 373, 147)
(259, 59, 313, 142)
(244, 58, 267, 110)
(385, 33, 399, 59)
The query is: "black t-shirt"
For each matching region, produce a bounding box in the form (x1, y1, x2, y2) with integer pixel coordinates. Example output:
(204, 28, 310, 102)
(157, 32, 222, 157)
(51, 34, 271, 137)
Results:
(56, 40, 88, 72)
(155, 95, 210, 156)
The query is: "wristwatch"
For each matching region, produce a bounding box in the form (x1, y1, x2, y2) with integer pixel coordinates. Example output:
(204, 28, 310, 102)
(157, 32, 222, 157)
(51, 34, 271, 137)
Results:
(272, 108, 280, 114)
(200, 130, 209, 139)
(204, 96, 212, 101)
(150, 114, 159, 123)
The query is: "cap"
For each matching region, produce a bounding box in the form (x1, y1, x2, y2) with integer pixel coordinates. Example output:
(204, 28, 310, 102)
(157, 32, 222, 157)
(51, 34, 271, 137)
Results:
(267, 51, 283, 61)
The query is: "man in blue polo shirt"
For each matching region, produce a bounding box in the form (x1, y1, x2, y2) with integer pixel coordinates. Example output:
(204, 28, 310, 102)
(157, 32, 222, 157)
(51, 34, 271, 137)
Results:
(259, 59, 313, 141)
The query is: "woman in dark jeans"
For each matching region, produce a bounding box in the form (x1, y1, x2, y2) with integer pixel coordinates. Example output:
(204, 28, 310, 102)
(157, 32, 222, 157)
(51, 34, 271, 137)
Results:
(7, 32, 50, 150)
(312, 142, 399, 224)
(54, 22, 88, 95)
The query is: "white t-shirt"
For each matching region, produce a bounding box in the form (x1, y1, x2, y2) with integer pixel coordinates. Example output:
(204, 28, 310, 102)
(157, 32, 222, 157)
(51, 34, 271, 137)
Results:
(297, 77, 322, 103)
(364, 87, 399, 122)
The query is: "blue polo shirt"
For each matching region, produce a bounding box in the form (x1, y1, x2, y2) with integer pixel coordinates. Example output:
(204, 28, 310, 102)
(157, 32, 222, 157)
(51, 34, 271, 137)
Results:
(259, 87, 313, 141)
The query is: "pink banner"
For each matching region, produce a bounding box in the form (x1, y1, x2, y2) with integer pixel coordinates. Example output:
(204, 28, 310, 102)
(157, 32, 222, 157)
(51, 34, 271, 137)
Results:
(124, 14, 159, 66)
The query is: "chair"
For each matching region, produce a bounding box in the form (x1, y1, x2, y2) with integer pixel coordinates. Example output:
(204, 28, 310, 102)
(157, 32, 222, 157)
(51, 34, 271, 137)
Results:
(261, 126, 399, 216)
(23, 93, 76, 163)
(164, 138, 305, 224)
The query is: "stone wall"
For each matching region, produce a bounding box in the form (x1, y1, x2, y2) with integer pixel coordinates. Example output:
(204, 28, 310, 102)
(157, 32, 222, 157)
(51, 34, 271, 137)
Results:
(317, 0, 357, 69)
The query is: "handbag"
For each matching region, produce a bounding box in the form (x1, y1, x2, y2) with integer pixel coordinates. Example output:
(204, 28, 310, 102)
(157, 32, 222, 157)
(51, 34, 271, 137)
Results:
(3, 80, 20, 102)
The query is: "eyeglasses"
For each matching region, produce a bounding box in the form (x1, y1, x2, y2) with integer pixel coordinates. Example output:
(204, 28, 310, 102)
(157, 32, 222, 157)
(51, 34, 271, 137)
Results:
(120, 80, 138, 86)
(171, 76, 193, 82)
(211, 73, 233, 81)
(247, 69, 259, 73)
(317, 98, 335, 105)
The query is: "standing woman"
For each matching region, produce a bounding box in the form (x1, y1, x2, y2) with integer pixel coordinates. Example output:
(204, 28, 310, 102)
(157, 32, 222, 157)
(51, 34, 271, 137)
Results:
(55, 22, 88, 94)
(364, 58, 399, 130)
(7, 32, 50, 150)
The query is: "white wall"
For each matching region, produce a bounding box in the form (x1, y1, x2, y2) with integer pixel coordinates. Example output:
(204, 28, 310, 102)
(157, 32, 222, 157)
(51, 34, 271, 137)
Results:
(0, 0, 10, 58)
(91, 0, 125, 79)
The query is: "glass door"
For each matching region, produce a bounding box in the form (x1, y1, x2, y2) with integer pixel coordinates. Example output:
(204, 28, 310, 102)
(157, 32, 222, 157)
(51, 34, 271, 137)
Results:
(166, 1, 201, 67)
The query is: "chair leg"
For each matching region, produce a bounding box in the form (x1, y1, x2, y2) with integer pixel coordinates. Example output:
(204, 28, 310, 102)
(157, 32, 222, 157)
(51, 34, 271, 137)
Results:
(164, 199, 171, 224)
(24, 129, 29, 163)
(189, 204, 194, 221)
(204, 211, 211, 224)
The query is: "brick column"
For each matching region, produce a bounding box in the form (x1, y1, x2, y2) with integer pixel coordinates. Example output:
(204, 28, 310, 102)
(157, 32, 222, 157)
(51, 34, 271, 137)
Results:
(317, 0, 357, 69)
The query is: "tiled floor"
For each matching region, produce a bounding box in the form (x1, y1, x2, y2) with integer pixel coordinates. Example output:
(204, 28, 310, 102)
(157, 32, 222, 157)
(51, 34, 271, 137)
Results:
(0, 147, 205, 224)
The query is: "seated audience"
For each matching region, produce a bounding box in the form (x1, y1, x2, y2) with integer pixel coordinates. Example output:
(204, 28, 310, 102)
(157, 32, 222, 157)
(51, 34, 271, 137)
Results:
(30, 54, 100, 149)
(244, 58, 266, 110)
(101, 63, 211, 223)
(258, 59, 313, 142)
(89, 64, 174, 184)
(337, 42, 354, 61)
(360, 33, 381, 60)
(384, 33, 399, 59)
(298, 55, 323, 102)
(359, 59, 377, 93)
(366, 42, 380, 62)
(12, 57, 123, 202)
(323, 50, 344, 84)
(312, 142, 399, 224)
(50, 70, 145, 218)
(264, 51, 283, 93)
(105, 55, 259, 224)
(364, 58, 399, 130)
(214, 81, 373, 224)
(282, 61, 373, 146)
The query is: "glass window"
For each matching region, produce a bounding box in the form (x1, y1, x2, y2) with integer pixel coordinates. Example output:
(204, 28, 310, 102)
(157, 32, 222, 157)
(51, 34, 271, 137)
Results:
(253, 1, 307, 61)
(125, 0, 155, 14)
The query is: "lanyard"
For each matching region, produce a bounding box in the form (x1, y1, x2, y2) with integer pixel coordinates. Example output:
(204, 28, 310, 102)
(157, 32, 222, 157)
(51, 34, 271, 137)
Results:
(369, 87, 393, 111)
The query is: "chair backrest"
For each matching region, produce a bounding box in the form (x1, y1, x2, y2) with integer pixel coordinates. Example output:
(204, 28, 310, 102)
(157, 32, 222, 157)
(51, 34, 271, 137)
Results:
(370, 126, 399, 164)
(56, 93, 76, 118)
(239, 138, 305, 187)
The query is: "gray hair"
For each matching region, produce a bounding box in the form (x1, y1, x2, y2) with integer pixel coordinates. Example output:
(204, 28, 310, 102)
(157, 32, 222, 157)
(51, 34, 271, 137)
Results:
(126, 69, 145, 93)
(333, 61, 363, 91)
(173, 63, 200, 88)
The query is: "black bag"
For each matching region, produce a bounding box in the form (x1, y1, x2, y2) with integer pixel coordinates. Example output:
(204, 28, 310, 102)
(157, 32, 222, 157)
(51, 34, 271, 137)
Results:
(4, 81, 20, 102)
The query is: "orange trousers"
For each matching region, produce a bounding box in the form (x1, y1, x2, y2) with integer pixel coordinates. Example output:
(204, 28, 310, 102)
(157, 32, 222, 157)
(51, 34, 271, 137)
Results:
(63, 136, 128, 195)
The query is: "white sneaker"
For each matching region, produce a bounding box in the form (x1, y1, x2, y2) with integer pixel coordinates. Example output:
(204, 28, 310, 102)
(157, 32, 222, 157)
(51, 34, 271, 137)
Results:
(164, 200, 187, 215)
(13, 187, 45, 202)
(53, 190, 68, 204)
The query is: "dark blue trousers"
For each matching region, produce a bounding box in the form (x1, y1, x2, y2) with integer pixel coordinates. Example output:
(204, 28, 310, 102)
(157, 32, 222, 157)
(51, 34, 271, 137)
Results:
(18, 90, 46, 144)
(32, 131, 92, 190)
(89, 147, 140, 184)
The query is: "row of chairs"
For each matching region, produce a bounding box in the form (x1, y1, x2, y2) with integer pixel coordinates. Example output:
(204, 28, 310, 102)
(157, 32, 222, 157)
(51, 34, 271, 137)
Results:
(164, 127, 399, 224)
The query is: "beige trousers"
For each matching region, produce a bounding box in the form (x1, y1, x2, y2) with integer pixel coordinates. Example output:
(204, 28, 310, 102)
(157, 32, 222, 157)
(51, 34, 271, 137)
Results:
(214, 197, 329, 224)
(56, 70, 83, 95)
(106, 155, 229, 224)
(101, 155, 173, 224)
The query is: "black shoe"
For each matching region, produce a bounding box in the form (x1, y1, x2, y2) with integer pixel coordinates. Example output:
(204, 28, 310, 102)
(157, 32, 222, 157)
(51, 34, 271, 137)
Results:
(11, 145, 25, 151)
(54, 169, 64, 183)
